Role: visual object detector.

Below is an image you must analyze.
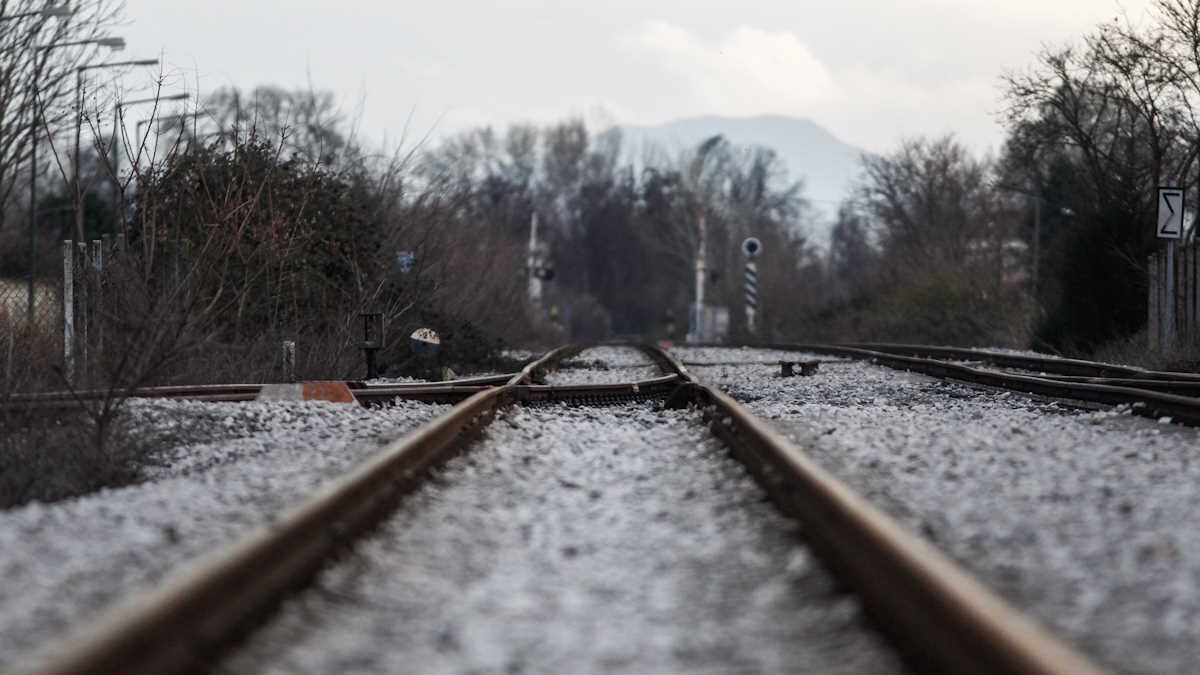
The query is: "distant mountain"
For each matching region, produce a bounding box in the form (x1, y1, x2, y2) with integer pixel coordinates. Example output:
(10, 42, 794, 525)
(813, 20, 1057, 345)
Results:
(616, 115, 866, 242)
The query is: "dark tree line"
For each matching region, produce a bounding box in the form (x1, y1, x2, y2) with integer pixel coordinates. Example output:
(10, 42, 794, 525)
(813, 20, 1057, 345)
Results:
(416, 119, 819, 340)
(812, 0, 1200, 357)
(1000, 0, 1200, 353)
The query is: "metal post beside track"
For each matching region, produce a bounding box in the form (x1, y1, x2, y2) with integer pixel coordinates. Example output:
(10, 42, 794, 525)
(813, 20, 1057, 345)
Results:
(742, 237, 761, 336)
(744, 259, 757, 334)
(62, 241, 74, 382)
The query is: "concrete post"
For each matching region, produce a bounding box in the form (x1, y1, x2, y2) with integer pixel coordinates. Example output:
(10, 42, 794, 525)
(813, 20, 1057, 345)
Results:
(63, 241, 74, 381)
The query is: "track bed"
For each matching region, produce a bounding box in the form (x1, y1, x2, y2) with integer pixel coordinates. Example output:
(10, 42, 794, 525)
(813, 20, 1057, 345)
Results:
(678, 345, 1200, 675)
(0, 398, 446, 672)
(219, 398, 906, 675)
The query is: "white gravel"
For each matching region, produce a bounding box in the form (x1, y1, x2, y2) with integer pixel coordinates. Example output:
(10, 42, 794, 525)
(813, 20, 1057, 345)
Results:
(0, 397, 447, 672)
(219, 401, 906, 675)
(675, 346, 1200, 675)
(543, 346, 662, 385)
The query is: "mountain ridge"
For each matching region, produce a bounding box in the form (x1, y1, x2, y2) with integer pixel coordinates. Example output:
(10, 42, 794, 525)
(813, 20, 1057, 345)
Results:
(616, 114, 866, 235)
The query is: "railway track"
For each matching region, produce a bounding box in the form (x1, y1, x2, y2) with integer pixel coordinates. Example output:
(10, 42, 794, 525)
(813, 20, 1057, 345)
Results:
(3, 346, 674, 412)
(847, 342, 1200, 381)
(7, 343, 1113, 675)
(744, 342, 1200, 426)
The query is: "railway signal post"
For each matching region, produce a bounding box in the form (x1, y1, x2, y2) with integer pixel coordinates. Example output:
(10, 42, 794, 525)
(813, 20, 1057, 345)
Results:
(742, 237, 761, 335)
(1157, 185, 1184, 351)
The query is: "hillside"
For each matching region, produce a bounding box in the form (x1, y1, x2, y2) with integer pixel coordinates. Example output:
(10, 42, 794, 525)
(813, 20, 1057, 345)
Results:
(618, 115, 866, 239)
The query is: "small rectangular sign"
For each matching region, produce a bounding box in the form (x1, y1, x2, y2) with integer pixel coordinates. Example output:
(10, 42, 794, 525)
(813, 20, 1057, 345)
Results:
(1157, 187, 1185, 239)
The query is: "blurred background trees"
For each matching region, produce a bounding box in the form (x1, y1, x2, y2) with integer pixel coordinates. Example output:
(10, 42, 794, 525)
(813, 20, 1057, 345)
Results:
(14, 0, 1200, 382)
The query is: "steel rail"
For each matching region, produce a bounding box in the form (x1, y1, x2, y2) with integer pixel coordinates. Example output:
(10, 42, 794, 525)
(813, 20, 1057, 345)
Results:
(10, 343, 598, 675)
(358, 374, 682, 407)
(0, 356, 599, 415)
(3, 373, 523, 408)
(1023, 374, 1200, 397)
(508, 344, 583, 385)
(756, 343, 1200, 425)
(15, 342, 1108, 675)
(16, 385, 514, 675)
(643, 345, 1109, 675)
(520, 374, 680, 404)
(4, 383, 263, 404)
(351, 372, 517, 388)
(1, 357, 554, 415)
(844, 341, 1200, 381)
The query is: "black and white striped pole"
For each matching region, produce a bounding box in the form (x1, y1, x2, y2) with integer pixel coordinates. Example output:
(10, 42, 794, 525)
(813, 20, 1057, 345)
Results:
(742, 237, 761, 334)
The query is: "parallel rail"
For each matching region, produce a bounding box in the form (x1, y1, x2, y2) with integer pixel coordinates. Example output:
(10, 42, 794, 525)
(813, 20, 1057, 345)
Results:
(12, 344, 639, 675)
(1, 372, 527, 415)
(750, 343, 1200, 426)
(643, 345, 1107, 675)
(15, 343, 1110, 675)
(845, 341, 1200, 381)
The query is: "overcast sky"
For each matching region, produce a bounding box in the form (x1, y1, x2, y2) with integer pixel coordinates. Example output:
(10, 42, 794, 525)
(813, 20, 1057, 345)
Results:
(114, 0, 1156, 156)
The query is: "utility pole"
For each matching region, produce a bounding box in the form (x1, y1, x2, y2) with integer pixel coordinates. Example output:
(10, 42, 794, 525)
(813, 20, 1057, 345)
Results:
(28, 84, 38, 325)
(691, 212, 707, 342)
(1032, 195, 1040, 299)
(528, 212, 542, 306)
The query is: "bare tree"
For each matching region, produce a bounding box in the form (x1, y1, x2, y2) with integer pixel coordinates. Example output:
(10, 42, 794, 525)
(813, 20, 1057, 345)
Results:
(0, 0, 123, 231)
(199, 84, 355, 169)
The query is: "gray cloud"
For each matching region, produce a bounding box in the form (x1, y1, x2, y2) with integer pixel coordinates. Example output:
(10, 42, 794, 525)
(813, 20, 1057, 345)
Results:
(117, 0, 1155, 154)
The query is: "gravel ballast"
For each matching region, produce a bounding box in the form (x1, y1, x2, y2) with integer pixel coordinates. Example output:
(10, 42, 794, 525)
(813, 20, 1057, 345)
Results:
(0, 397, 446, 671)
(543, 346, 661, 385)
(675, 345, 1200, 675)
(221, 392, 906, 672)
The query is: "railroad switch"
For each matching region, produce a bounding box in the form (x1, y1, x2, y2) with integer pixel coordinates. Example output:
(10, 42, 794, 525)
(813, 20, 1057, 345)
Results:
(780, 360, 819, 377)
(360, 312, 385, 379)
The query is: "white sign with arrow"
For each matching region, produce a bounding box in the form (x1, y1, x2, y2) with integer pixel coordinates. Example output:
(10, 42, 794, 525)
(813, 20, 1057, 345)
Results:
(1157, 186, 1185, 239)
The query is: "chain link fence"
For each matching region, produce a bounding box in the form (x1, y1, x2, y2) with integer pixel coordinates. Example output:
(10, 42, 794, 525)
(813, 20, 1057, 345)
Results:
(2, 261, 62, 390)
(0, 277, 59, 324)
(4, 237, 148, 389)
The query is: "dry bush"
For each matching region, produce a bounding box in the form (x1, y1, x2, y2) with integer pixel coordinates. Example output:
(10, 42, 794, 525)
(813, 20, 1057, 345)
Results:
(0, 412, 148, 509)
(1092, 331, 1200, 372)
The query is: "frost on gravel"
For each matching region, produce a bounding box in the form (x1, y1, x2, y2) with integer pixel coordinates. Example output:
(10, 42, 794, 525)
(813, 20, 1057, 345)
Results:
(674, 346, 1200, 675)
(221, 402, 906, 675)
(0, 397, 447, 672)
(543, 346, 662, 385)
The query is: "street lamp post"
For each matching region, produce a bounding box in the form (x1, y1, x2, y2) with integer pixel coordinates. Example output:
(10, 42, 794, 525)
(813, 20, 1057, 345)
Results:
(25, 32, 119, 324)
(73, 57, 158, 242)
(114, 96, 189, 179)
(135, 113, 190, 142)
(1, 5, 72, 22)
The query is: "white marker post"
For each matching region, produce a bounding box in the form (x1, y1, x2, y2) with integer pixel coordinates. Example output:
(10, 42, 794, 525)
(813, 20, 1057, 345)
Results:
(1157, 185, 1185, 351)
(742, 237, 762, 335)
(528, 212, 542, 307)
(691, 213, 707, 343)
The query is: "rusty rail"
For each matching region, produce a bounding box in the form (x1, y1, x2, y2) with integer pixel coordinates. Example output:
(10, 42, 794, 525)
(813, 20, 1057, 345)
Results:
(753, 343, 1200, 426)
(644, 344, 1108, 675)
(11, 343, 625, 675)
(14, 343, 1109, 675)
(841, 341, 1200, 381)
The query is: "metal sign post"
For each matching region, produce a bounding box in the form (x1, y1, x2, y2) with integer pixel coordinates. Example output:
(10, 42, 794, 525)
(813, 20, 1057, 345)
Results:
(742, 237, 761, 335)
(691, 213, 707, 343)
(396, 251, 415, 274)
(528, 213, 542, 306)
(1157, 185, 1185, 351)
